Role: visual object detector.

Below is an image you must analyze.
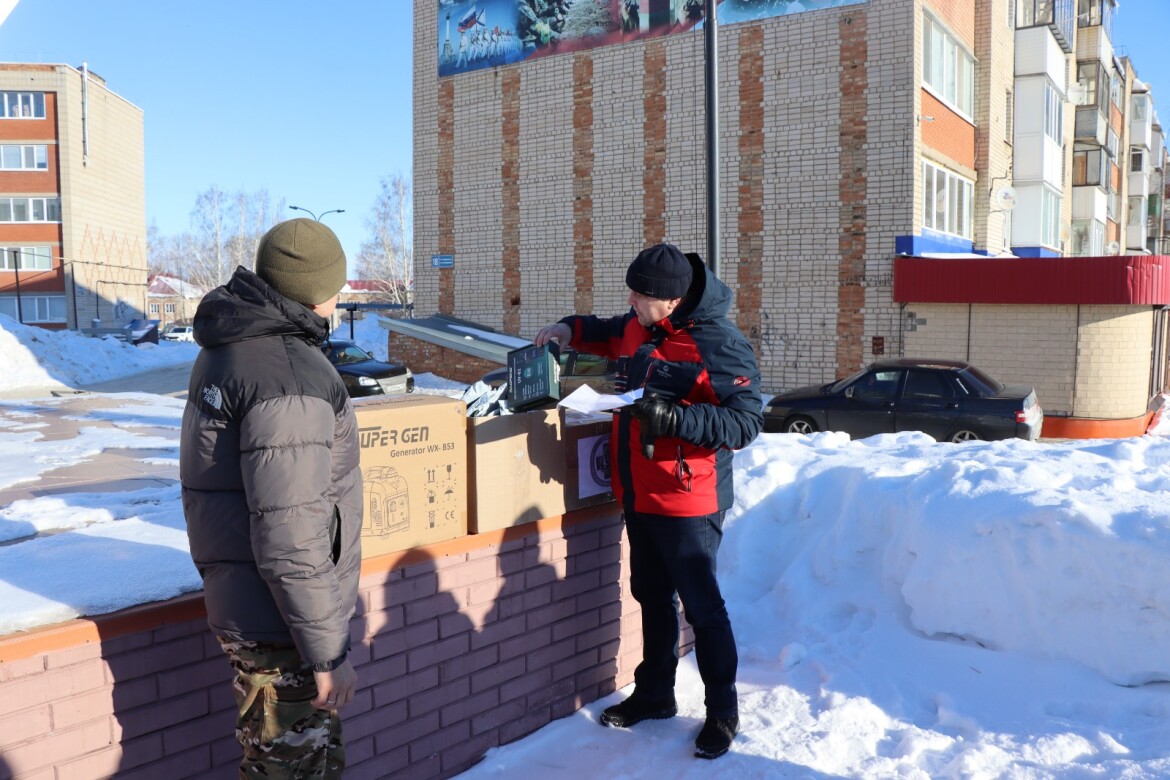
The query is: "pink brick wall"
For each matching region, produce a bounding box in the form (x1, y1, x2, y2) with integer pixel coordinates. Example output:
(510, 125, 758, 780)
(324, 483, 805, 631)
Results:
(0, 507, 688, 780)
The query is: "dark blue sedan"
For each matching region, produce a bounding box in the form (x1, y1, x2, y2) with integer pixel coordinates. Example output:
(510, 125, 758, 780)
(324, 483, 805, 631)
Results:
(764, 358, 1043, 443)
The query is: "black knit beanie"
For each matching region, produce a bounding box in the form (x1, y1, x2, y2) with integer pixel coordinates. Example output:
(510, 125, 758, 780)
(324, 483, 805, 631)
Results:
(255, 218, 347, 306)
(625, 243, 693, 300)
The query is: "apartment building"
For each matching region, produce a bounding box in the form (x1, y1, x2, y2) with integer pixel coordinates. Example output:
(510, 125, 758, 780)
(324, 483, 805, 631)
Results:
(412, 0, 1167, 431)
(0, 63, 146, 331)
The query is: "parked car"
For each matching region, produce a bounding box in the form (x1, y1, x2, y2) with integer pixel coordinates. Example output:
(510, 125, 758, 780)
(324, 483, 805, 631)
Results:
(764, 358, 1043, 443)
(161, 325, 194, 343)
(323, 339, 414, 398)
(483, 347, 619, 396)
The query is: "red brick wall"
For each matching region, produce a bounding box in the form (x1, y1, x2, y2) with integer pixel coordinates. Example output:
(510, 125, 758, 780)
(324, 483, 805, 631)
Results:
(573, 53, 596, 318)
(0, 508, 659, 780)
(642, 42, 667, 244)
(836, 10, 869, 379)
(386, 332, 497, 385)
(920, 90, 976, 170)
(737, 25, 765, 355)
(502, 69, 522, 335)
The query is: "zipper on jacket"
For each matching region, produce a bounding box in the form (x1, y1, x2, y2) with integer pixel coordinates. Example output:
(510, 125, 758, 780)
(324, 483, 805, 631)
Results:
(673, 446, 693, 492)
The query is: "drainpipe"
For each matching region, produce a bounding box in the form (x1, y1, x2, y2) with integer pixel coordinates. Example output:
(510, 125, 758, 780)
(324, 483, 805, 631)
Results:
(81, 62, 89, 167)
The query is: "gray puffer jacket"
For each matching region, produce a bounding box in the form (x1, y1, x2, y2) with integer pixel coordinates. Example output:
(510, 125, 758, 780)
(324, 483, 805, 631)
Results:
(180, 267, 362, 669)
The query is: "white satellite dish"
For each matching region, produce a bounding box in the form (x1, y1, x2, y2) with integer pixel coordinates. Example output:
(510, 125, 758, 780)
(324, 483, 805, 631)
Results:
(993, 186, 1018, 211)
(1105, 241, 1120, 255)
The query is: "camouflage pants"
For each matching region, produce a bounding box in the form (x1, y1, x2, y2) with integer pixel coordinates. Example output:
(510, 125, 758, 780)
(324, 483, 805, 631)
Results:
(218, 639, 345, 779)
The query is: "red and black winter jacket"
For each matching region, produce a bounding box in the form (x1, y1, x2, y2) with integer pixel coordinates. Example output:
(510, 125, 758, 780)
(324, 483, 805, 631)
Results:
(561, 256, 762, 517)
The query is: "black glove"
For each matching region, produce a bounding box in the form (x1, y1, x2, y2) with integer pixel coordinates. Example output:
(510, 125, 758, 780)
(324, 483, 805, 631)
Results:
(631, 393, 679, 458)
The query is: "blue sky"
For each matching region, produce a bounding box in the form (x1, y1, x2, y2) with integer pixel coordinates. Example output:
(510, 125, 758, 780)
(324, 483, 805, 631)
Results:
(0, 1, 1165, 277)
(0, 1, 413, 271)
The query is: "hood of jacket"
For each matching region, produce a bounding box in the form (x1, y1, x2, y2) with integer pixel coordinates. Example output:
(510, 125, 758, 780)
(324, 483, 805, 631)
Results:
(192, 266, 329, 349)
(668, 253, 730, 328)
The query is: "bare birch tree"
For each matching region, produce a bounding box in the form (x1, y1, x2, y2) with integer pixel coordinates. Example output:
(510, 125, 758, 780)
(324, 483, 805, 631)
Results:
(356, 173, 413, 305)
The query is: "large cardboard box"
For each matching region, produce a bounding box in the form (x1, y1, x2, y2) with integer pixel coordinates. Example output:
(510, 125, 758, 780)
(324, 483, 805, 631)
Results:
(467, 407, 614, 533)
(353, 395, 468, 557)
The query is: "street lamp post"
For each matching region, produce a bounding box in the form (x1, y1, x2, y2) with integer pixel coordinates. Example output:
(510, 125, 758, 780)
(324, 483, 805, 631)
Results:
(289, 205, 345, 222)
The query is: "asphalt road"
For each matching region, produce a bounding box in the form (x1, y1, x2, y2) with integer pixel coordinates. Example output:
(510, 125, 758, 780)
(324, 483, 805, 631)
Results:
(78, 361, 194, 398)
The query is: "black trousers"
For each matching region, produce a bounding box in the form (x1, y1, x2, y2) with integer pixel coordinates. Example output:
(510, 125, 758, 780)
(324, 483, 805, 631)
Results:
(625, 509, 738, 719)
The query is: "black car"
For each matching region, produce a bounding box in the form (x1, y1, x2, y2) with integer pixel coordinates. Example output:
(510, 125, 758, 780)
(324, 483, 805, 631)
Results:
(322, 339, 414, 398)
(764, 358, 1043, 442)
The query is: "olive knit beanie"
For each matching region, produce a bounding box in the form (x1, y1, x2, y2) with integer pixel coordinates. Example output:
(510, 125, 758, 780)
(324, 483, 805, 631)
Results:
(255, 218, 347, 306)
(625, 243, 693, 300)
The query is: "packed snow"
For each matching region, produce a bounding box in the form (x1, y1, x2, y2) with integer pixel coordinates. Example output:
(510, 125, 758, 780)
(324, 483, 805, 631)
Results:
(3, 313, 1170, 777)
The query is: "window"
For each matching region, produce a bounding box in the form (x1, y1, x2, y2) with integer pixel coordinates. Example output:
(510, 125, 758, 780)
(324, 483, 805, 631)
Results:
(1078, 62, 1109, 115)
(1106, 126, 1119, 159)
(0, 145, 48, 171)
(1131, 148, 1145, 173)
(0, 92, 45, 119)
(1073, 148, 1107, 185)
(1005, 89, 1014, 143)
(1041, 187, 1061, 248)
(0, 246, 51, 270)
(923, 15, 975, 116)
(1132, 94, 1149, 121)
(1109, 71, 1122, 110)
(0, 197, 60, 223)
(1128, 197, 1145, 227)
(852, 370, 902, 401)
(1077, 0, 1114, 36)
(1072, 219, 1106, 254)
(149, 303, 159, 315)
(1044, 81, 1063, 141)
(165, 303, 175, 314)
(922, 161, 975, 239)
(0, 294, 65, 323)
(905, 370, 954, 399)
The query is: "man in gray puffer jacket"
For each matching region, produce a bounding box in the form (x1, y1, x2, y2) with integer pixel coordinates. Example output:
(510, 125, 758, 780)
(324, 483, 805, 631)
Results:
(181, 218, 362, 778)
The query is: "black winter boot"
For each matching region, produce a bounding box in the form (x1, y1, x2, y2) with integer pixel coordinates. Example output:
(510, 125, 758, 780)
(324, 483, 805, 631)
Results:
(598, 692, 678, 728)
(694, 715, 738, 759)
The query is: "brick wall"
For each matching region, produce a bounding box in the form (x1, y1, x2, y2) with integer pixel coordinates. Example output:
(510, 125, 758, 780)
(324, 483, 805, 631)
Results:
(0, 507, 665, 780)
(386, 332, 497, 386)
(413, 0, 917, 395)
(903, 302, 1155, 420)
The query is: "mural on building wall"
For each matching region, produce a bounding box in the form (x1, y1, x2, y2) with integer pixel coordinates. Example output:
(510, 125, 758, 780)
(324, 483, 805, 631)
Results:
(437, 0, 867, 78)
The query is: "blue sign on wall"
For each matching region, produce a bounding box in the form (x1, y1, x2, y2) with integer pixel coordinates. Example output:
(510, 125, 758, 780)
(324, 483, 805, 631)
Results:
(431, 254, 454, 268)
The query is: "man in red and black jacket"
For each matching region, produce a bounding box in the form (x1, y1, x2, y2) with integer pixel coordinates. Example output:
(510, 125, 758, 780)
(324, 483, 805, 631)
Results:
(535, 243, 762, 760)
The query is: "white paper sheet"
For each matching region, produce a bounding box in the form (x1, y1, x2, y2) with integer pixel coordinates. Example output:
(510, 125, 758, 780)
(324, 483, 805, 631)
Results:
(557, 385, 643, 414)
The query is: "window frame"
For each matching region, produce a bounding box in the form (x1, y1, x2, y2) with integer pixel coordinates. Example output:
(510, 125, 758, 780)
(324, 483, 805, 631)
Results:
(922, 160, 975, 240)
(922, 14, 976, 118)
(0, 197, 61, 223)
(0, 92, 46, 119)
(0, 245, 52, 271)
(0, 294, 66, 323)
(1043, 80, 1064, 142)
(1041, 187, 1061, 248)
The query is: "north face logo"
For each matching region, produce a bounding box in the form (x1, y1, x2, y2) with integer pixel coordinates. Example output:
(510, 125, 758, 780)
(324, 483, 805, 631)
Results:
(202, 384, 223, 411)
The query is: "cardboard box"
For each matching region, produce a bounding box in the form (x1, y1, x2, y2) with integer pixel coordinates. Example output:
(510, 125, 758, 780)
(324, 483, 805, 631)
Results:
(467, 407, 614, 533)
(506, 342, 560, 410)
(353, 395, 468, 557)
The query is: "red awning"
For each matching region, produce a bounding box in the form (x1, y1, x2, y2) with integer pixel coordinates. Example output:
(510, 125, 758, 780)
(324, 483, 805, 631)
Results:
(893, 255, 1170, 306)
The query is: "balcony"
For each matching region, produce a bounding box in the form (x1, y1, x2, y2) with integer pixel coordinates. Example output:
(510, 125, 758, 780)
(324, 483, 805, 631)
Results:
(1076, 107, 1107, 145)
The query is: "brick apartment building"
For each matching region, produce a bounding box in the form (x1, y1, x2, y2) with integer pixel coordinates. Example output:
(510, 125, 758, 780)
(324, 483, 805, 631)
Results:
(412, 0, 1168, 434)
(0, 63, 146, 331)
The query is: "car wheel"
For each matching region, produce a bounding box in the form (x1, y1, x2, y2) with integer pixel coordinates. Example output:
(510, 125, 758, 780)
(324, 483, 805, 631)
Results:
(948, 429, 981, 443)
(785, 416, 818, 435)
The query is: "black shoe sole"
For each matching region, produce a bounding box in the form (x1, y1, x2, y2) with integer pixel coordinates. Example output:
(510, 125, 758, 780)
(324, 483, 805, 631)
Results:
(599, 705, 678, 728)
(694, 743, 731, 760)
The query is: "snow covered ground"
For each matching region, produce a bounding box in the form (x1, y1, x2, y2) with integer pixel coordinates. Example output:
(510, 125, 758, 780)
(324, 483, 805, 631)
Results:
(4, 313, 1170, 777)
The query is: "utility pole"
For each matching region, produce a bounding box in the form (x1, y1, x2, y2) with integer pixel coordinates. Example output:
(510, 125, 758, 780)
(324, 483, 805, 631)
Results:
(705, 0, 720, 278)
